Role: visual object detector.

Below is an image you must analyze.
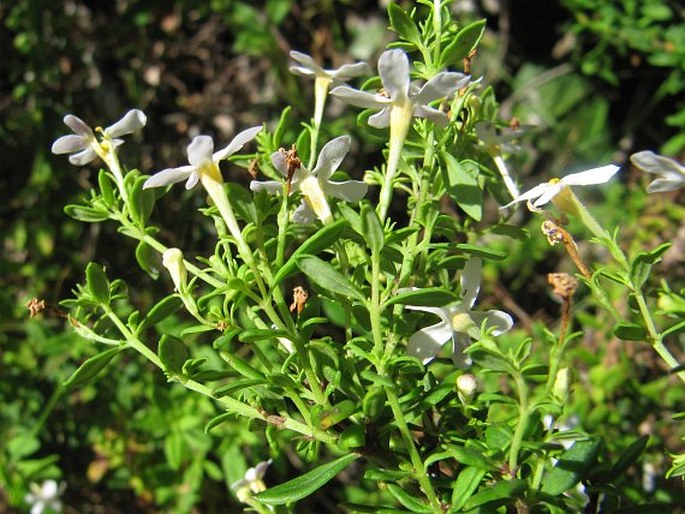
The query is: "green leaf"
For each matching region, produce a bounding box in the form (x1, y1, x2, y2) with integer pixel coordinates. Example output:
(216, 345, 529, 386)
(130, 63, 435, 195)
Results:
(158, 334, 190, 374)
(316, 400, 357, 429)
(604, 435, 648, 482)
(64, 204, 110, 222)
(139, 296, 183, 331)
(297, 255, 365, 302)
(462, 479, 526, 510)
(388, 2, 421, 46)
(255, 453, 359, 505)
(226, 183, 258, 224)
(445, 444, 496, 470)
(385, 287, 458, 308)
(273, 219, 347, 285)
(451, 466, 487, 511)
(386, 483, 432, 513)
(213, 378, 268, 397)
(663, 319, 685, 338)
(613, 322, 648, 341)
(273, 106, 291, 148)
(441, 153, 482, 221)
(454, 243, 507, 260)
(129, 176, 156, 225)
(135, 240, 159, 278)
(630, 243, 671, 288)
(440, 19, 486, 67)
(63, 347, 122, 389)
(361, 204, 384, 254)
(541, 439, 601, 496)
(98, 169, 115, 205)
(239, 328, 289, 343)
(86, 262, 110, 304)
(205, 412, 236, 433)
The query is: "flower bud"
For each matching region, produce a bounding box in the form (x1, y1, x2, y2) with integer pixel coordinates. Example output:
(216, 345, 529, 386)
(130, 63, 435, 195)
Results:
(552, 367, 570, 403)
(162, 248, 187, 293)
(456, 373, 478, 405)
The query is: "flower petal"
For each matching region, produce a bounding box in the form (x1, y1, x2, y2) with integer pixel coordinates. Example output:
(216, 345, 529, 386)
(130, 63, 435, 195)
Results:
(289, 51, 321, 74)
(186, 135, 215, 167)
(271, 150, 289, 177)
(63, 114, 94, 138)
(451, 333, 473, 369)
(407, 321, 454, 364)
(68, 147, 98, 166)
(501, 182, 553, 208)
(378, 49, 410, 103)
(324, 180, 368, 202)
(250, 179, 283, 194)
(330, 85, 389, 109)
(560, 164, 620, 186)
(51, 134, 88, 154)
(532, 182, 564, 207)
(213, 126, 262, 161)
(470, 309, 514, 336)
(646, 178, 685, 193)
(143, 165, 196, 189)
(460, 258, 482, 309)
(631, 150, 685, 176)
(292, 200, 316, 224)
(185, 171, 201, 190)
(330, 62, 371, 83)
(413, 72, 469, 105)
(105, 109, 147, 137)
(413, 105, 449, 127)
(313, 136, 351, 180)
(404, 304, 450, 320)
(368, 108, 391, 128)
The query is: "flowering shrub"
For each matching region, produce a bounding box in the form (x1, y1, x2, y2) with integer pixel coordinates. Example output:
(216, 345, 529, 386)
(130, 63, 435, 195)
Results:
(17, 1, 685, 512)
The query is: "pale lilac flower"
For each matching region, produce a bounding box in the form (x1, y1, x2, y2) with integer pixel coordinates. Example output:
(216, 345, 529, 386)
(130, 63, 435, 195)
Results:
(143, 127, 262, 190)
(25, 479, 66, 514)
(231, 459, 272, 503)
(289, 51, 370, 87)
(630, 150, 685, 193)
(51, 110, 146, 165)
(502, 164, 620, 210)
(405, 258, 513, 368)
(330, 49, 470, 129)
(250, 135, 367, 224)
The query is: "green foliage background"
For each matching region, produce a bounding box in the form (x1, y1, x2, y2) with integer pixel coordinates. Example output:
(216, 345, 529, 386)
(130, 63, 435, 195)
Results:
(1, 0, 683, 512)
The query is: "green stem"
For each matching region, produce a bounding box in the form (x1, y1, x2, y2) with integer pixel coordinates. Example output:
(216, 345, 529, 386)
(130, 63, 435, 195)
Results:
(508, 372, 530, 474)
(385, 386, 442, 512)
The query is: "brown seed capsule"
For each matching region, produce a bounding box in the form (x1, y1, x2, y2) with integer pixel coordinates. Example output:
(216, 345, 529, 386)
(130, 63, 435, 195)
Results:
(290, 286, 309, 315)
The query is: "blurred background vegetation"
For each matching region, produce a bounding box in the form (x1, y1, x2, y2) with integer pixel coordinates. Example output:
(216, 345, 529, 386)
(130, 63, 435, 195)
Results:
(1, 0, 684, 512)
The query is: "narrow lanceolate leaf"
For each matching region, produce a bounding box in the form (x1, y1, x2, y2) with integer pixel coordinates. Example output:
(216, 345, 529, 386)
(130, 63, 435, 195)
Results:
(86, 262, 110, 304)
(385, 287, 459, 308)
(297, 255, 365, 302)
(451, 466, 487, 511)
(139, 296, 183, 331)
(462, 479, 527, 510)
(63, 347, 123, 389)
(440, 19, 486, 67)
(386, 483, 433, 513)
(273, 219, 347, 286)
(361, 204, 384, 254)
(540, 439, 601, 496)
(387, 2, 421, 46)
(254, 453, 360, 505)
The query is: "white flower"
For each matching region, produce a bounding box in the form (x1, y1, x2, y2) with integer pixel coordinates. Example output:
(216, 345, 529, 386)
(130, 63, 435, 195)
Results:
(502, 164, 620, 210)
(231, 459, 272, 503)
(51, 110, 146, 165)
(630, 150, 685, 193)
(143, 127, 262, 190)
(330, 49, 470, 129)
(405, 258, 513, 368)
(250, 135, 367, 224)
(289, 51, 370, 86)
(25, 479, 66, 514)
